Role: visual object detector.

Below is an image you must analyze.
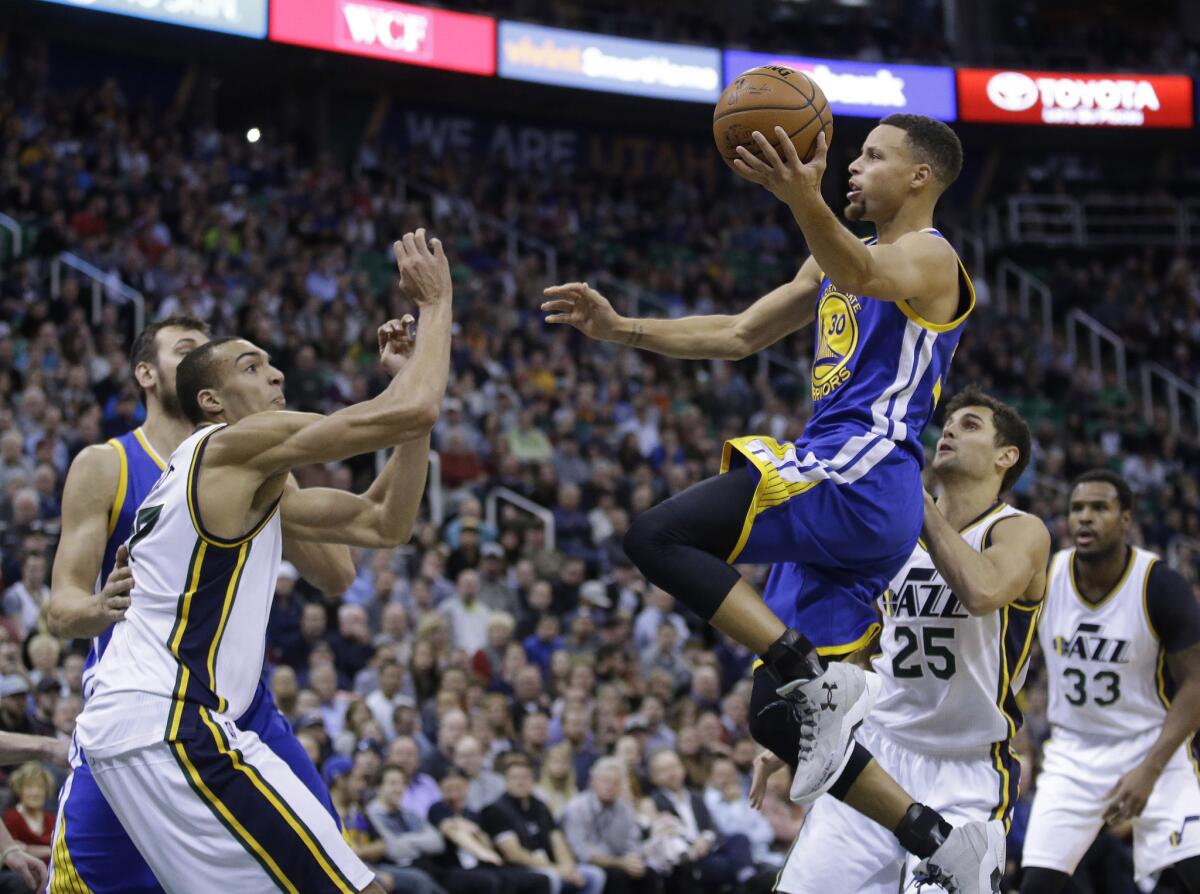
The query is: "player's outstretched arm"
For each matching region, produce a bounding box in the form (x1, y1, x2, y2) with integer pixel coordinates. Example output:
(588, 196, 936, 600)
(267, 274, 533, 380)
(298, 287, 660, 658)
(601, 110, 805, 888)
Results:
(281, 473, 357, 594)
(921, 493, 1051, 616)
(47, 445, 133, 639)
(542, 257, 821, 361)
(281, 434, 431, 549)
(0, 731, 69, 767)
(1106, 565, 1200, 823)
(280, 316, 435, 549)
(735, 129, 960, 314)
(208, 231, 453, 476)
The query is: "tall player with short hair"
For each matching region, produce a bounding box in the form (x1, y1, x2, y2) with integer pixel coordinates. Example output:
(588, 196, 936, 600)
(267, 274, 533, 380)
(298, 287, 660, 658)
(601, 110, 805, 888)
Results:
(71, 229, 452, 894)
(544, 115, 1000, 886)
(1021, 470, 1200, 894)
(756, 386, 1049, 892)
(46, 315, 357, 892)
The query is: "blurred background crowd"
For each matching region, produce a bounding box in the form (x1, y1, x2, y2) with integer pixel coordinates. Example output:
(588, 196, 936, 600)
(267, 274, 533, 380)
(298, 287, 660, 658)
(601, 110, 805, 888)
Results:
(0, 2, 1199, 891)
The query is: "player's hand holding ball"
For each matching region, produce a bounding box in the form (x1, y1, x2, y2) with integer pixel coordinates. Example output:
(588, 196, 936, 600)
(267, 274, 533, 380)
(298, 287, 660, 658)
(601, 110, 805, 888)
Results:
(393, 228, 451, 308)
(713, 66, 833, 209)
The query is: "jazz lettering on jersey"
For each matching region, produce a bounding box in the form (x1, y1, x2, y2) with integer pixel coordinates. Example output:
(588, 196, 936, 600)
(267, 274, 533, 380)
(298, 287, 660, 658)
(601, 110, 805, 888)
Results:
(811, 286, 861, 401)
(886, 567, 970, 619)
(1053, 622, 1131, 664)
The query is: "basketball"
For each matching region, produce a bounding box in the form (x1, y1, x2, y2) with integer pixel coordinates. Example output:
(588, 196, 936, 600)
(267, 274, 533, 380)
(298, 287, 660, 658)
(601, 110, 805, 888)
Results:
(713, 65, 833, 176)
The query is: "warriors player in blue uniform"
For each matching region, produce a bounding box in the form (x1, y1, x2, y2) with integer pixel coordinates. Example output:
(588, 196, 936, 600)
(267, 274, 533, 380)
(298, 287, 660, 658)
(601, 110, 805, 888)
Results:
(46, 315, 355, 891)
(543, 114, 998, 888)
(753, 386, 1049, 893)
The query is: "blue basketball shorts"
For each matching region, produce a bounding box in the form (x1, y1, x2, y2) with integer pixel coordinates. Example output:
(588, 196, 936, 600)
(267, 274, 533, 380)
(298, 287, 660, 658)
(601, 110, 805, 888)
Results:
(721, 433, 924, 653)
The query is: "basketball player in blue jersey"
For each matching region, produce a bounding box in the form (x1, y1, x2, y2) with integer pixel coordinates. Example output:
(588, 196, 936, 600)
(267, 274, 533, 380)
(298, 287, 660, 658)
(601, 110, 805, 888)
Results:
(45, 315, 356, 892)
(543, 115, 998, 889)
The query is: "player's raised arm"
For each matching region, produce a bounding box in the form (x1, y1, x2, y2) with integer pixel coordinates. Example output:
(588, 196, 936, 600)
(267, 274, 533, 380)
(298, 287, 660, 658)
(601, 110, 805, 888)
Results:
(735, 126, 962, 319)
(207, 231, 453, 476)
(280, 318, 435, 548)
(47, 445, 133, 639)
(541, 256, 822, 361)
(921, 491, 1051, 616)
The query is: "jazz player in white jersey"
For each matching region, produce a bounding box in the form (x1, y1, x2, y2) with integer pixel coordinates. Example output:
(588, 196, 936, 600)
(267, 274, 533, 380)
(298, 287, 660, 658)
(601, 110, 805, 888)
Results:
(1021, 470, 1200, 893)
(72, 229, 454, 894)
(758, 386, 1050, 893)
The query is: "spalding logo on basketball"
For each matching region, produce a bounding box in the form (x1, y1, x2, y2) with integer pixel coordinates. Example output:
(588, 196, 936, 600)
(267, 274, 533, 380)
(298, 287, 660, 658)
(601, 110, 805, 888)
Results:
(713, 65, 833, 177)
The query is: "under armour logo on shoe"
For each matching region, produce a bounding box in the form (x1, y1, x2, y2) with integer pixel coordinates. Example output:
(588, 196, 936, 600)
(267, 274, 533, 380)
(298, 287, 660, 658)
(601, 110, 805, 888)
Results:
(820, 682, 838, 712)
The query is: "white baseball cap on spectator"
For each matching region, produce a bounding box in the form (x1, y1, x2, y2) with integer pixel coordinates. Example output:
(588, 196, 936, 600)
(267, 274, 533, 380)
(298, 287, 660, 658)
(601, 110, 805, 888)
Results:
(579, 580, 611, 610)
(277, 561, 299, 582)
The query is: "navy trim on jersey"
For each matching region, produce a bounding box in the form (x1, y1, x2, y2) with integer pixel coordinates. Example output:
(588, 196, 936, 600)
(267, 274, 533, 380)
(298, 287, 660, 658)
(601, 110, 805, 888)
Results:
(169, 704, 357, 894)
(186, 426, 280, 549)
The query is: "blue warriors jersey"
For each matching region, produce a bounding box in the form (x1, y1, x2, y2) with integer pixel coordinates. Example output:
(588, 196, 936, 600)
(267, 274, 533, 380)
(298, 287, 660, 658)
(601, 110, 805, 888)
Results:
(803, 228, 974, 464)
(83, 427, 168, 700)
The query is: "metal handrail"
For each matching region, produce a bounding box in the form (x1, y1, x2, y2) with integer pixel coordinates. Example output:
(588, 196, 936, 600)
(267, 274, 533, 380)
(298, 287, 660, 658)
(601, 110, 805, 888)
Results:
(994, 259, 1054, 336)
(0, 212, 22, 260)
(1140, 363, 1200, 433)
(485, 486, 555, 550)
(941, 221, 986, 283)
(375, 448, 444, 528)
(1065, 309, 1127, 391)
(50, 252, 145, 333)
(1005, 195, 1084, 246)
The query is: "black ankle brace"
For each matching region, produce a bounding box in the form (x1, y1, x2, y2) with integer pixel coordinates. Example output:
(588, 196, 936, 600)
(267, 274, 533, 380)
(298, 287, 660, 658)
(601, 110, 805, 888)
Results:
(761, 629, 825, 685)
(893, 803, 952, 859)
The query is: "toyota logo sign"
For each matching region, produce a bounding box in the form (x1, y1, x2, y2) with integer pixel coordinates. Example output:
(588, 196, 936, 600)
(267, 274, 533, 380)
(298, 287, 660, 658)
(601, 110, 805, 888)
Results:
(986, 71, 1039, 111)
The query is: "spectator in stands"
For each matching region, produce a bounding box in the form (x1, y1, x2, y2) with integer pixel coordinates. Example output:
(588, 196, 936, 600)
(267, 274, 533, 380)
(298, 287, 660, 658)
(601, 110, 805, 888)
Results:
(703, 757, 777, 868)
(367, 659, 413, 741)
(561, 757, 655, 894)
(452, 736, 506, 812)
(3, 553, 48, 639)
(389, 736, 442, 819)
(645, 750, 755, 890)
(441, 571, 489, 655)
(365, 764, 446, 894)
(427, 768, 550, 894)
(481, 753, 605, 894)
(325, 755, 397, 888)
(2, 762, 54, 865)
(535, 742, 579, 822)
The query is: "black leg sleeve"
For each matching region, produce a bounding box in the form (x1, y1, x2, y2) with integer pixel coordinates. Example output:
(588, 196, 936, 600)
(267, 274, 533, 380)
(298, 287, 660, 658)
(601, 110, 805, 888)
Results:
(623, 467, 755, 621)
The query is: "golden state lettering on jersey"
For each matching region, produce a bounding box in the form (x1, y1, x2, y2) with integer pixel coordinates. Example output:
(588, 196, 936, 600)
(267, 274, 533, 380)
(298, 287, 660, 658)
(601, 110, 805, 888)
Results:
(812, 286, 862, 401)
(1053, 622, 1133, 665)
(885, 566, 970, 620)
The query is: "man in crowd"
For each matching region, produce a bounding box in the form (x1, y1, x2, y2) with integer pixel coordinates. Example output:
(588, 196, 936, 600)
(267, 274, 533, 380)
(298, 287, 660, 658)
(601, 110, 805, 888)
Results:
(482, 753, 606, 894)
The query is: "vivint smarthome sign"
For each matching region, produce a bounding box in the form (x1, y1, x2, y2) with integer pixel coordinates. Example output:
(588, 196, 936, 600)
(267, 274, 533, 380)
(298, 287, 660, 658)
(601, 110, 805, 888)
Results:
(270, 0, 495, 75)
(498, 22, 722, 103)
(958, 69, 1193, 128)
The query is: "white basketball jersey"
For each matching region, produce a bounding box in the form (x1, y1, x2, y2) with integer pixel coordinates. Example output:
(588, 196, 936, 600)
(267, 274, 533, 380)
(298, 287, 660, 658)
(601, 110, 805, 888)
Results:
(1041, 546, 1165, 738)
(871, 503, 1042, 754)
(75, 424, 282, 760)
